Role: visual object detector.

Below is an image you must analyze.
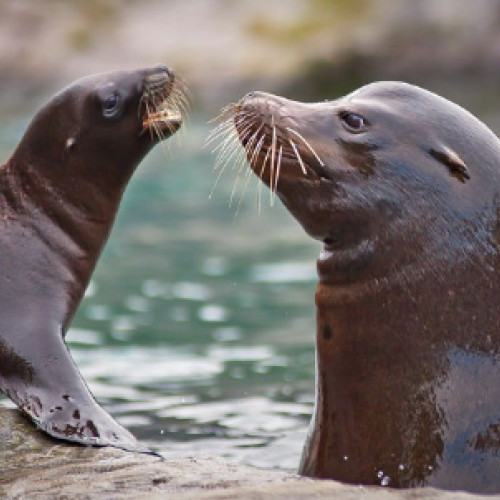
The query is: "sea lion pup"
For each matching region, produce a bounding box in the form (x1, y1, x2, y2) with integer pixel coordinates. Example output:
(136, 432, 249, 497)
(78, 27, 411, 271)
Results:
(0, 65, 188, 452)
(212, 82, 500, 492)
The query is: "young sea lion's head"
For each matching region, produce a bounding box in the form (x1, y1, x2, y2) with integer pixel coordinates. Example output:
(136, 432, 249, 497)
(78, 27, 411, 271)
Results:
(14, 65, 188, 189)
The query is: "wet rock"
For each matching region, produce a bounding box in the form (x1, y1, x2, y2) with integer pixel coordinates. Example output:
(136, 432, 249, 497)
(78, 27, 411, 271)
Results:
(0, 407, 496, 499)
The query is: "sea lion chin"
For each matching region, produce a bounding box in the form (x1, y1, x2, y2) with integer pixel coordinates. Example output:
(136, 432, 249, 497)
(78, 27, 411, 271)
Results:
(0, 65, 187, 453)
(217, 82, 500, 492)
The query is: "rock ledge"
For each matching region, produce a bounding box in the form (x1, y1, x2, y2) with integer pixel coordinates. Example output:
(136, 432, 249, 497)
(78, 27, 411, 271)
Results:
(0, 407, 494, 499)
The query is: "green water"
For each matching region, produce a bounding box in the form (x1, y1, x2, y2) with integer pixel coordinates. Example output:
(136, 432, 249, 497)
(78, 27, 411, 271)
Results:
(0, 117, 319, 470)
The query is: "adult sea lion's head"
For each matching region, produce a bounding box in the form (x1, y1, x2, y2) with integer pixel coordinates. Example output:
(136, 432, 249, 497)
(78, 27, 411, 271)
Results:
(223, 82, 499, 289)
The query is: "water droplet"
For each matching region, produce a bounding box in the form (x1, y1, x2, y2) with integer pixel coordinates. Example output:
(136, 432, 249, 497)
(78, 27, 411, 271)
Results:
(343, 455, 349, 462)
(398, 464, 405, 471)
(377, 470, 384, 478)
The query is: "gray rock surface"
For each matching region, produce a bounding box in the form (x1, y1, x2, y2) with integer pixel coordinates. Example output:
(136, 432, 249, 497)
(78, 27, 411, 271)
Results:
(0, 407, 497, 499)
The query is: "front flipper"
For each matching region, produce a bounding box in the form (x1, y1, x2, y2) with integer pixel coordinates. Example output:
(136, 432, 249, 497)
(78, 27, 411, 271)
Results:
(0, 318, 152, 454)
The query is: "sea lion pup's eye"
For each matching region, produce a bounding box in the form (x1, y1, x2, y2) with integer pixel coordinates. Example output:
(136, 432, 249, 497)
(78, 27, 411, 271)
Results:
(340, 111, 366, 133)
(102, 92, 121, 118)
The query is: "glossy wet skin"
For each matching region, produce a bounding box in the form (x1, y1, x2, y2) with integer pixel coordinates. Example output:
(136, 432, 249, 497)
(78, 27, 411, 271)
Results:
(233, 82, 500, 492)
(0, 66, 183, 452)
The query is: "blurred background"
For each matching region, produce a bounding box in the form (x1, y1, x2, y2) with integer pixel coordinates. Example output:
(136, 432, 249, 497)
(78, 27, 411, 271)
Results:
(1, 0, 500, 470)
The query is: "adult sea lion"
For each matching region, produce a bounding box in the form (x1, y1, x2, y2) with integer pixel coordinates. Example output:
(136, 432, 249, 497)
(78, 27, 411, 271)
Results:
(216, 82, 500, 492)
(0, 65, 187, 452)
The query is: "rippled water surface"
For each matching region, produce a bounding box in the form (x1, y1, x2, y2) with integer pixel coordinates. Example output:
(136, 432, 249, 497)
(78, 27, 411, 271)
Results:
(0, 114, 319, 470)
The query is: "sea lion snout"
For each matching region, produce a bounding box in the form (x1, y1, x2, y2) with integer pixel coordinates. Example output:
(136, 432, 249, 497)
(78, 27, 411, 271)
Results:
(141, 65, 187, 137)
(234, 92, 333, 184)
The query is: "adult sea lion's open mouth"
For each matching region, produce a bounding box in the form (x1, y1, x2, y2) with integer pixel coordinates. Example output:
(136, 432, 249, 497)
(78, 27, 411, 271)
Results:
(141, 65, 189, 138)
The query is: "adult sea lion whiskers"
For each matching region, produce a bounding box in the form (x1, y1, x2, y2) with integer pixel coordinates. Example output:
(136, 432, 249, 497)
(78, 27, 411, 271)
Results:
(215, 83, 500, 493)
(0, 65, 186, 454)
(206, 97, 325, 210)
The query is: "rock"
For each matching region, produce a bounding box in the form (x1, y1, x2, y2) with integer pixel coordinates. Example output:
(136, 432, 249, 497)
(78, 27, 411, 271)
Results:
(0, 407, 497, 499)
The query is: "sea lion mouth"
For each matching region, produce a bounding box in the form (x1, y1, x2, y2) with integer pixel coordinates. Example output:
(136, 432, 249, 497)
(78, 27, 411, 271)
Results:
(141, 67, 190, 139)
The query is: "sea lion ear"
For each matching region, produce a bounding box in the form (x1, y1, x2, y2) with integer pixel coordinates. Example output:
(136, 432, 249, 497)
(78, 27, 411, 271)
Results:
(429, 146, 470, 182)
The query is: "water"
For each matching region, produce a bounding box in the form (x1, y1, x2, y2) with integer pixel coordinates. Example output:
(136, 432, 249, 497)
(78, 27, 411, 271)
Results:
(0, 116, 319, 471)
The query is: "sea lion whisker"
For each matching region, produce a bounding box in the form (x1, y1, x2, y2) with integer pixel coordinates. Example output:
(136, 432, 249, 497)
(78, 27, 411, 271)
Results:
(205, 119, 234, 145)
(270, 123, 277, 206)
(271, 144, 283, 206)
(238, 134, 265, 213)
(214, 130, 243, 168)
(285, 127, 325, 167)
(212, 127, 241, 156)
(210, 139, 242, 199)
(249, 134, 265, 169)
(232, 126, 261, 181)
(208, 104, 236, 125)
(229, 145, 251, 206)
(289, 139, 308, 175)
(205, 119, 240, 148)
(211, 119, 254, 155)
(215, 136, 241, 173)
(138, 94, 148, 121)
(214, 127, 246, 173)
(170, 83, 192, 109)
(244, 125, 264, 159)
(209, 170, 226, 200)
(228, 120, 257, 155)
(169, 90, 190, 118)
(145, 102, 156, 142)
(257, 147, 271, 213)
(173, 75, 193, 101)
(152, 120, 172, 159)
(235, 156, 258, 217)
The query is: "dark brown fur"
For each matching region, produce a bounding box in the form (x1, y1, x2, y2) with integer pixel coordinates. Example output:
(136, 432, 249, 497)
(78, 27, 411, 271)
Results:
(229, 82, 500, 493)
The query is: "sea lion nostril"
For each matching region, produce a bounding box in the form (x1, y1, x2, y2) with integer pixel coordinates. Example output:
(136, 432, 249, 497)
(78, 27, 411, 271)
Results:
(243, 91, 265, 101)
(153, 63, 169, 74)
(144, 66, 173, 92)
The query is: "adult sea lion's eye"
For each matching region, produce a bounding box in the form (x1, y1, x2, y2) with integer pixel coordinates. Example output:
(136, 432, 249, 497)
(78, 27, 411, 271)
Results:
(340, 112, 366, 132)
(102, 93, 120, 118)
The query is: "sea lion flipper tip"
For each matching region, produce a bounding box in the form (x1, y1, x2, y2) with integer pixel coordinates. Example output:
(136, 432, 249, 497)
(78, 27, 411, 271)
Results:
(1, 328, 142, 452)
